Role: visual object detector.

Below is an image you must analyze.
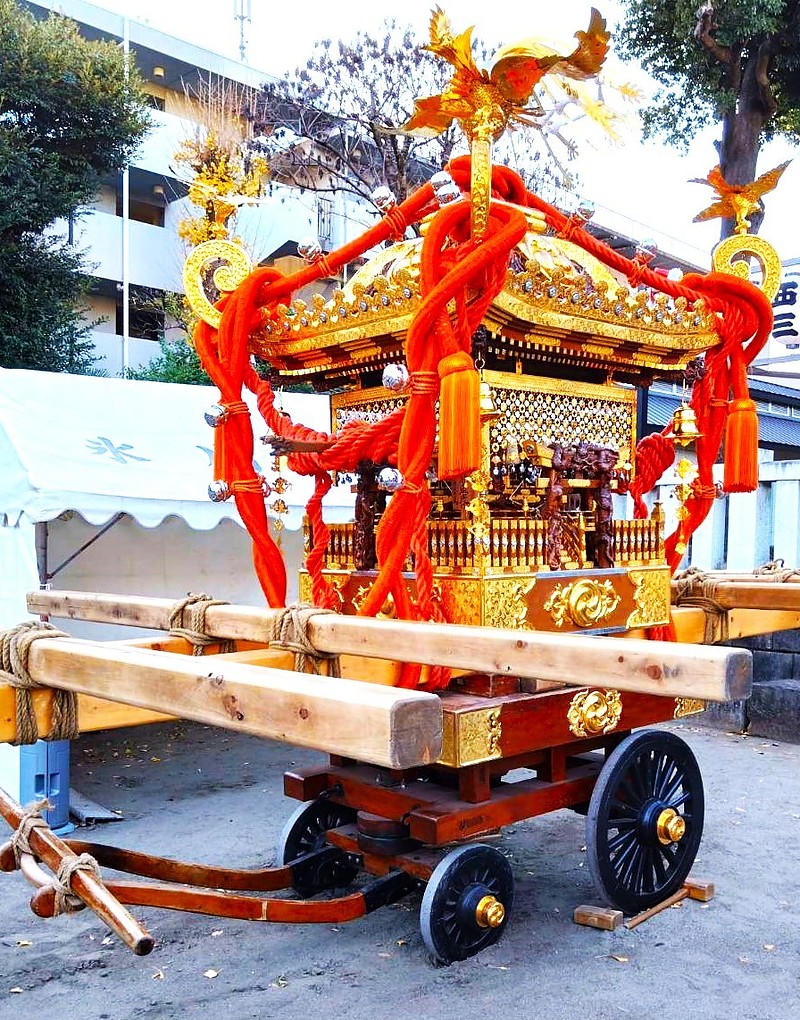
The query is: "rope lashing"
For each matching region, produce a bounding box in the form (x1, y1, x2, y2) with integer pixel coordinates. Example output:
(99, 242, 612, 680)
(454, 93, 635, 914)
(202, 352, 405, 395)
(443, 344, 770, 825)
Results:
(52, 852, 103, 916)
(672, 569, 729, 644)
(754, 559, 800, 582)
(0, 622, 76, 744)
(268, 603, 342, 677)
(168, 593, 234, 656)
(9, 799, 50, 866)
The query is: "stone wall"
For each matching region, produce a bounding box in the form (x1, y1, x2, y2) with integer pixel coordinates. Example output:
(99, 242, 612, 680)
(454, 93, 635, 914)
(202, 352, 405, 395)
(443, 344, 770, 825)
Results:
(702, 630, 800, 743)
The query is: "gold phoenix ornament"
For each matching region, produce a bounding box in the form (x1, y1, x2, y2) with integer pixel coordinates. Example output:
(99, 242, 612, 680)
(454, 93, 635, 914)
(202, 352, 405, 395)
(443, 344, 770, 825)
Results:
(403, 7, 610, 239)
(691, 161, 791, 235)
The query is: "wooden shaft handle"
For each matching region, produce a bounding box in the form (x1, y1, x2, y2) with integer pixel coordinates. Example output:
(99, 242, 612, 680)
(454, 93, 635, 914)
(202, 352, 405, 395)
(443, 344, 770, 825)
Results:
(0, 786, 154, 955)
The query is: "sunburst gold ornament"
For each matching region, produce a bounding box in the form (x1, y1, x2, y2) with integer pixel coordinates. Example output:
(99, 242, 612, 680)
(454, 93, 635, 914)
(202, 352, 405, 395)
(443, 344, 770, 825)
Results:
(403, 7, 610, 240)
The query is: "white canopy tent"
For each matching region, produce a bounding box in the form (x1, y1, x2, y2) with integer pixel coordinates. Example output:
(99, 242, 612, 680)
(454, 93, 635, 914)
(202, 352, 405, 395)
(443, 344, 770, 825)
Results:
(0, 368, 354, 639)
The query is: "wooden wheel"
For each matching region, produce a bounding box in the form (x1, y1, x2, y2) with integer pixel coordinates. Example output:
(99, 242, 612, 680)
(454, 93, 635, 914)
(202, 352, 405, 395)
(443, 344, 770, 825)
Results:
(278, 799, 358, 896)
(420, 844, 514, 965)
(586, 730, 704, 913)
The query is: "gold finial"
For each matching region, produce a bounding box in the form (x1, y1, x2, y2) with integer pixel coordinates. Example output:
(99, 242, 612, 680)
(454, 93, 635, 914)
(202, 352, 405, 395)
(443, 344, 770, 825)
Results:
(403, 8, 610, 240)
(690, 161, 791, 235)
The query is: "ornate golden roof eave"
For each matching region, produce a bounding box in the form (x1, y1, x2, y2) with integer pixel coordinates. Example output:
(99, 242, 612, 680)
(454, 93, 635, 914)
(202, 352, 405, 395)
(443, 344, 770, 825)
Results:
(251, 255, 720, 379)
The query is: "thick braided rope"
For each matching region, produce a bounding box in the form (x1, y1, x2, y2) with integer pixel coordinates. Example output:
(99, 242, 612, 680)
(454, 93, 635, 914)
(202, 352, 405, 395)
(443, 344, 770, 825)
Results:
(268, 604, 341, 677)
(168, 594, 234, 656)
(9, 799, 51, 866)
(0, 622, 76, 744)
(52, 852, 103, 916)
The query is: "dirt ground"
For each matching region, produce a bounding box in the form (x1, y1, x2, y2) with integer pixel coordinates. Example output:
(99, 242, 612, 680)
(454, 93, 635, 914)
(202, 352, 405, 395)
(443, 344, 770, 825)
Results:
(0, 719, 798, 1020)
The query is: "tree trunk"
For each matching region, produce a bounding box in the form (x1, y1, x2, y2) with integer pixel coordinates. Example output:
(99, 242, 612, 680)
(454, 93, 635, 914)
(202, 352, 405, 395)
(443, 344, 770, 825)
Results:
(717, 51, 775, 237)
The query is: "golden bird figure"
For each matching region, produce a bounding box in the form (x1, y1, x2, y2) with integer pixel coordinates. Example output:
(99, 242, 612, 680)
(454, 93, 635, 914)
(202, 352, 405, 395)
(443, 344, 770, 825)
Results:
(690, 161, 792, 234)
(403, 6, 610, 143)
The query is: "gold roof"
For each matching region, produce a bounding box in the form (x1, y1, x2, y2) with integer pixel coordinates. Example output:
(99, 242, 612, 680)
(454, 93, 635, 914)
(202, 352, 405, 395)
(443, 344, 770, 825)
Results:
(251, 216, 718, 381)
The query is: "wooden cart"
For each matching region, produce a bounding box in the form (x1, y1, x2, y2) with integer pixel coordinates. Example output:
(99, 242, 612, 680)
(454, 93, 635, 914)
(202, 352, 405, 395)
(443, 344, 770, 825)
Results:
(0, 12, 789, 958)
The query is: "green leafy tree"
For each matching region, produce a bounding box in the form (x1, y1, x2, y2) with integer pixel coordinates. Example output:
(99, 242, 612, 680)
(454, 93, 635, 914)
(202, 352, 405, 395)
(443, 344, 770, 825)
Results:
(615, 0, 800, 234)
(0, 0, 149, 371)
(126, 338, 212, 386)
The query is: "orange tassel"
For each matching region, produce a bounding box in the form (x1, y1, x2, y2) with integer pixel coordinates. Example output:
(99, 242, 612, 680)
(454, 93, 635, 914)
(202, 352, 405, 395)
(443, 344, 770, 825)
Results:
(724, 397, 759, 492)
(437, 351, 480, 479)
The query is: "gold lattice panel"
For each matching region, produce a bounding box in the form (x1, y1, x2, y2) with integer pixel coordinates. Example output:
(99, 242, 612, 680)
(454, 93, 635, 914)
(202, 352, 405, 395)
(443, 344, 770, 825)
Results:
(332, 389, 408, 430)
(484, 370, 636, 462)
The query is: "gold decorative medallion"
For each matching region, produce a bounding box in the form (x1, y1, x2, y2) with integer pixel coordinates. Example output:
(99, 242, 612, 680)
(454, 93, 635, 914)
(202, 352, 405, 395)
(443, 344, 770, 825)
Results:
(626, 567, 671, 628)
(674, 698, 706, 719)
(544, 579, 621, 629)
(567, 689, 623, 738)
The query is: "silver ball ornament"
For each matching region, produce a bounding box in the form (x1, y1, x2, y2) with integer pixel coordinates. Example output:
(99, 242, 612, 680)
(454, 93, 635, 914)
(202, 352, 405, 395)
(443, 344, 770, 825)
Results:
(207, 480, 231, 503)
(377, 467, 404, 492)
(297, 237, 323, 262)
(372, 185, 397, 212)
(431, 171, 461, 206)
(575, 198, 595, 222)
(204, 403, 229, 428)
(381, 362, 410, 393)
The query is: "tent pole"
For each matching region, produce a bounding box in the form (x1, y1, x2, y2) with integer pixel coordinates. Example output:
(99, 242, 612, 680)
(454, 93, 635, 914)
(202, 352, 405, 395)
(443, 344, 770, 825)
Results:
(45, 513, 126, 584)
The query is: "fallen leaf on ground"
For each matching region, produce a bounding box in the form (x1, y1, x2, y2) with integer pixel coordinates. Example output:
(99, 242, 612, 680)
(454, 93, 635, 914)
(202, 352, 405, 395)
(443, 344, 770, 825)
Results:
(210, 929, 223, 937)
(101, 936, 114, 946)
(486, 964, 510, 970)
(10, 988, 23, 994)
(152, 970, 165, 980)
(203, 969, 219, 979)
(271, 975, 288, 988)
(395, 939, 407, 946)
(377, 953, 392, 959)
(738, 956, 750, 964)
(15, 941, 32, 948)
(610, 955, 629, 963)
(763, 944, 775, 951)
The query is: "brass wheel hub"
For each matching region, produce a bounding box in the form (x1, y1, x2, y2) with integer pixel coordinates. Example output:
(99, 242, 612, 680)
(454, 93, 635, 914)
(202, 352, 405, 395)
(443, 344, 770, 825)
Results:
(656, 808, 686, 845)
(475, 894, 505, 928)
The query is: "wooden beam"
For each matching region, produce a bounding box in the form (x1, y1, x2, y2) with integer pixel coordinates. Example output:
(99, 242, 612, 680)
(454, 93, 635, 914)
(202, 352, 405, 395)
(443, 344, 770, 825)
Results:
(27, 590, 752, 702)
(673, 580, 800, 611)
(9, 638, 442, 770)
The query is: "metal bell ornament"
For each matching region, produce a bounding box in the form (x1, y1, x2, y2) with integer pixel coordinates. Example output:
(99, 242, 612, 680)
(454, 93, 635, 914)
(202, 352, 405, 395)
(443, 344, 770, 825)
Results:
(377, 466, 404, 492)
(382, 363, 410, 393)
(478, 381, 501, 423)
(670, 403, 703, 447)
(575, 198, 596, 223)
(372, 186, 397, 212)
(635, 240, 659, 263)
(204, 403, 228, 428)
(207, 480, 231, 502)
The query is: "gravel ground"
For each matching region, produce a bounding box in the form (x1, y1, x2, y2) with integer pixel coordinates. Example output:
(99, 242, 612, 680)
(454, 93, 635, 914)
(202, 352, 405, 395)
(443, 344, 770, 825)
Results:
(0, 719, 798, 1020)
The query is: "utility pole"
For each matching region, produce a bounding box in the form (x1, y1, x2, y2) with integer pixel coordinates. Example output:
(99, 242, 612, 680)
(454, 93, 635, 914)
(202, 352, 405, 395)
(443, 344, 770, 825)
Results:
(234, 0, 251, 62)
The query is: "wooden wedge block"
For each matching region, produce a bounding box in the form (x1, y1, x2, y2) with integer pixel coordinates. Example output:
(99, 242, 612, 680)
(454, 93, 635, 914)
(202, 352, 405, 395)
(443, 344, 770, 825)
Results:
(574, 905, 624, 931)
(684, 877, 715, 902)
(27, 590, 753, 702)
(6, 637, 443, 770)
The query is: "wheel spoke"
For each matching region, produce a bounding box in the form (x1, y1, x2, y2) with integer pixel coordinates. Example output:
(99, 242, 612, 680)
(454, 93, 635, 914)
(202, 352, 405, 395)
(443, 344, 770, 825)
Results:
(607, 828, 637, 854)
(627, 761, 648, 803)
(606, 815, 637, 830)
(613, 834, 641, 883)
(661, 769, 686, 805)
(652, 846, 668, 886)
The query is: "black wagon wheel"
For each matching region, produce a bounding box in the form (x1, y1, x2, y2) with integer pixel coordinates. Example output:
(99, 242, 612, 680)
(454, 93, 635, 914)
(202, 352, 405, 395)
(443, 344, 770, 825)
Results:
(586, 730, 704, 914)
(420, 844, 514, 965)
(278, 799, 358, 896)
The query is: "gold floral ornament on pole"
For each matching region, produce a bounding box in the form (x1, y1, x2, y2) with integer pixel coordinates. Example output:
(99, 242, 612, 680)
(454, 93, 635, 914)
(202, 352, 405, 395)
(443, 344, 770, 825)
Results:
(402, 7, 611, 240)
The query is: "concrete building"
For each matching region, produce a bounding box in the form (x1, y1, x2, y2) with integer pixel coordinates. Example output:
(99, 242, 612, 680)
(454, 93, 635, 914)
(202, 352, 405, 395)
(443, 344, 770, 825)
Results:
(22, 0, 374, 377)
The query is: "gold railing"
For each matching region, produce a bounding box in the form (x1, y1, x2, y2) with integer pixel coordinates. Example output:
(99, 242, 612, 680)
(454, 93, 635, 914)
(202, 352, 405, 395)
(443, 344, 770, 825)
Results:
(312, 514, 663, 573)
(613, 517, 663, 565)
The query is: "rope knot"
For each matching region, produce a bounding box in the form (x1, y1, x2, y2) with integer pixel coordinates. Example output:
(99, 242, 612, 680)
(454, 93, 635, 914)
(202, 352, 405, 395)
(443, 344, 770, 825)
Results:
(168, 593, 234, 656)
(268, 603, 341, 677)
(0, 622, 75, 744)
